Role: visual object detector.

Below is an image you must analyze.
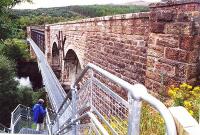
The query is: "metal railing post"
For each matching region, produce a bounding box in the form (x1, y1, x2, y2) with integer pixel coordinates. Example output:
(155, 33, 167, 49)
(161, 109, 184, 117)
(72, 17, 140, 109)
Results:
(56, 114, 60, 133)
(128, 94, 142, 135)
(10, 112, 14, 134)
(71, 85, 77, 135)
(90, 70, 94, 106)
(46, 108, 53, 135)
(27, 107, 31, 128)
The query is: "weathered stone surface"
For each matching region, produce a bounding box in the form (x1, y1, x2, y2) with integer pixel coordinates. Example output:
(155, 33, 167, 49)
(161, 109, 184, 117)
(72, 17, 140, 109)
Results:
(156, 34, 179, 48)
(150, 10, 174, 22)
(177, 13, 191, 22)
(164, 22, 192, 35)
(179, 36, 194, 51)
(155, 62, 175, 76)
(150, 22, 165, 33)
(165, 48, 189, 63)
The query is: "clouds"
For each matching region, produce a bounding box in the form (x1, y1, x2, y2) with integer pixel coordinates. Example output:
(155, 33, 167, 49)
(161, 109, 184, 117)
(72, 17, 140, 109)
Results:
(14, 0, 160, 9)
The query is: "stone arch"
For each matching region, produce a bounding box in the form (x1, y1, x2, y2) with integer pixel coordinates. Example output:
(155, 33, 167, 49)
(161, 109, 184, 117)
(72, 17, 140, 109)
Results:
(63, 49, 82, 87)
(52, 42, 60, 66)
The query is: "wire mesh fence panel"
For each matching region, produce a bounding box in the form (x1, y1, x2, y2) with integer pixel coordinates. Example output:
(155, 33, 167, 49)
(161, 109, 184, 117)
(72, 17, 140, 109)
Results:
(77, 79, 92, 111)
(11, 105, 34, 133)
(12, 105, 28, 123)
(91, 78, 129, 135)
(76, 76, 129, 135)
(13, 117, 33, 133)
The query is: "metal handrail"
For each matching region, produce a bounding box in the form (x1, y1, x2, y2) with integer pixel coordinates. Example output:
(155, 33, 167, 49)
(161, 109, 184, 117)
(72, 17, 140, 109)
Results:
(58, 112, 109, 135)
(27, 38, 66, 111)
(56, 89, 72, 114)
(11, 104, 27, 115)
(72, 63, 177, 135)
(46, 109, 53, 135)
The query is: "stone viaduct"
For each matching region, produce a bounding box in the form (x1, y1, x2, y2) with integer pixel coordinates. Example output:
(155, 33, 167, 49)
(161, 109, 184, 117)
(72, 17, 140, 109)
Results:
(28, 0, 200, 97)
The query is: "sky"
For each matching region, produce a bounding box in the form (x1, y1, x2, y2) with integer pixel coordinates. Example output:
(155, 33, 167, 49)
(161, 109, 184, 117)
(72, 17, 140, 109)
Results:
(14, 0, 160, 9)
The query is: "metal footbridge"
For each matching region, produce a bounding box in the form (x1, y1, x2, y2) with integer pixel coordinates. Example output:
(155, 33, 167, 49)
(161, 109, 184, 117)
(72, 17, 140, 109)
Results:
(6, 38, 177, 135)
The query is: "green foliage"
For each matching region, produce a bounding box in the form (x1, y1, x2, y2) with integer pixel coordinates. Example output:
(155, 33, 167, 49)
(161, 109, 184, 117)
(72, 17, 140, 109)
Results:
(12, 5, 149, 18)
(17, 86, 33, 107)
(17, 15, 68, 28)
(168, 83, 200, 120)
(1, 38, 30, 62)
(68, 5, 149, 17)
(32, 88, 46, 105)
(0, 0, 32, 40)
(0, 55, 16, 81)
(0, 56, 45, 125)
(0, 55, 19, 126)
(0, 15, 13, 40)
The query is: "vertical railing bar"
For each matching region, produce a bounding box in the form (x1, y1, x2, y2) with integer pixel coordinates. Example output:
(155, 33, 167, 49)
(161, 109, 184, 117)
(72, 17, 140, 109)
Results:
(71, 85, 77, 135)
(27, 107, 31, 128)
(128, 93, 142, 135)
(11, 112, 14, 133)
(90, 69, 94, 107)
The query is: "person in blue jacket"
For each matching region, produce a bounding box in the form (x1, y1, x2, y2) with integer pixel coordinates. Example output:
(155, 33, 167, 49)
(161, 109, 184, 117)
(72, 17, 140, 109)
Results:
(33, 99, 46, 131)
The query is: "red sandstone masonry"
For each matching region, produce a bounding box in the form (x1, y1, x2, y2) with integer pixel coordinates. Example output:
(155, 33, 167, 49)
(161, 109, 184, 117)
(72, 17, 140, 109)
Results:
(46, 12, 150, 91)
(147, 0, 200, 95)
(28, 0, 200, 98)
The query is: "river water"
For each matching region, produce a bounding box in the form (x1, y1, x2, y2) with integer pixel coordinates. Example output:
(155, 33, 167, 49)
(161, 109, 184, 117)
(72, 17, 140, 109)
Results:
(15, 77, 32, 88)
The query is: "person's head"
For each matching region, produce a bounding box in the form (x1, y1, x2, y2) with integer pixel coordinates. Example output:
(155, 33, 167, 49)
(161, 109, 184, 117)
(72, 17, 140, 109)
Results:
(38, 99, 44, 104)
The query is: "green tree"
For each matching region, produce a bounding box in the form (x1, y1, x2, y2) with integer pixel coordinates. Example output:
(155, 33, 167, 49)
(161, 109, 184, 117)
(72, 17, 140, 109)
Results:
(0, 0, 32, 40)
(0, 55, 19, 126)
(1, 38, 30, 62)
(17, 86, 33, 106)
(0, 55, 39, 126)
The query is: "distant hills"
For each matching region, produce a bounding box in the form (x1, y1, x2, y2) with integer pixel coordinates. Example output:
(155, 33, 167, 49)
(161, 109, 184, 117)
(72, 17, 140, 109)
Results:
(12, 4, 149, 18)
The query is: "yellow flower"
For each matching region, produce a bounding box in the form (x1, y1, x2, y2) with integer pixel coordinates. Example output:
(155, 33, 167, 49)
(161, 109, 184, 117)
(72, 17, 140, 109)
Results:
(189, 110, 194, 116)
(180, 83, 187, 89)
(187, 85, 192, 90)
(184, 101, 192, 108)
(174, 88, 180, 91)
(168, 90, 176, 98)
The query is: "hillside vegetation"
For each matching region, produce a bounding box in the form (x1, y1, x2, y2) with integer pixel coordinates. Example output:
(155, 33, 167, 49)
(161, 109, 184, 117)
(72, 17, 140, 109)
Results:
(12, 5, 149, 18)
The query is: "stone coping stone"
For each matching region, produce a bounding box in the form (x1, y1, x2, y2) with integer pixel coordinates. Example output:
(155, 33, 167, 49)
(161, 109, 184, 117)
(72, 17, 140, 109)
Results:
(149, 0, 200, 8)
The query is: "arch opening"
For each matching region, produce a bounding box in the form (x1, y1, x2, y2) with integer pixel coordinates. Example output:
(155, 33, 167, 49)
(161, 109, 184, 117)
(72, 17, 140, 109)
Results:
(63, 49, 82, 88)
(52, 42, 60, 66)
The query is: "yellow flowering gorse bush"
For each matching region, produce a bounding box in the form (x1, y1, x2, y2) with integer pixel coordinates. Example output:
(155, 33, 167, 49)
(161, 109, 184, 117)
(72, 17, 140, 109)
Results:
(168, 83, 200, 120)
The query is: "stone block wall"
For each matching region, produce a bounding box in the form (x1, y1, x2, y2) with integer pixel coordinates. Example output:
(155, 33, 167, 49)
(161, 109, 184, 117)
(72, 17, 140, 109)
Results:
(29, 0, 200, 97)
(46, 12, 149, 94)
(146, 0, 200, 95)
